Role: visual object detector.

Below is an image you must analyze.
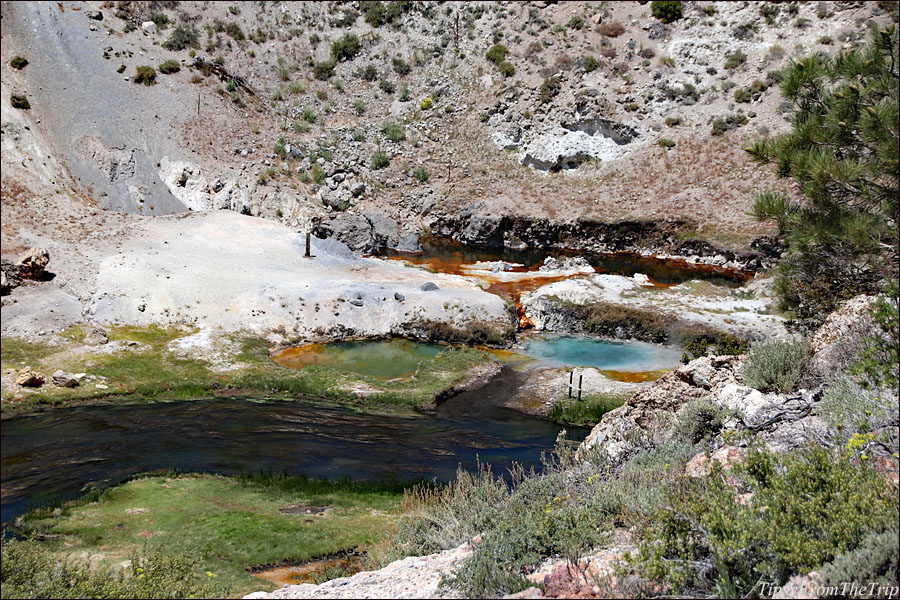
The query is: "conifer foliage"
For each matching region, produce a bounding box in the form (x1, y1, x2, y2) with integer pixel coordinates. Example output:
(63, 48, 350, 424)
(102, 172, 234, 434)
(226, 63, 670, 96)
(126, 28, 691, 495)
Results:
(747, 25, 899, 327)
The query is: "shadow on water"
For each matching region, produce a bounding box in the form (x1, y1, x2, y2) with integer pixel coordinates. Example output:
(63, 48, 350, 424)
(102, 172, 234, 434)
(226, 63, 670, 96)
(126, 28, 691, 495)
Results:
(1, 390, 588, 525)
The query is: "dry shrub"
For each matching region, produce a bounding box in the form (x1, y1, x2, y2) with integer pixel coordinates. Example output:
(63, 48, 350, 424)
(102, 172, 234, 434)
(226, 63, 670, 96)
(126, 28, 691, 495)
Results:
(598, 20, 626, 37)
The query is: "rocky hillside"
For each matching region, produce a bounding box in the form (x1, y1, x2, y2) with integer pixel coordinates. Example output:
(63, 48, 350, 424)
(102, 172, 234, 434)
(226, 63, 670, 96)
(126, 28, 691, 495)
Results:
(3, 1, 895, 263)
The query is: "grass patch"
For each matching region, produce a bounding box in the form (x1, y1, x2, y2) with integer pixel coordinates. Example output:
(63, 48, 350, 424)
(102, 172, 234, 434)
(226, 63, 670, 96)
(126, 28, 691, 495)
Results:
(12, 473, 407, 597)
(547, 392, 629, 427)
(2, 326, 495, 415)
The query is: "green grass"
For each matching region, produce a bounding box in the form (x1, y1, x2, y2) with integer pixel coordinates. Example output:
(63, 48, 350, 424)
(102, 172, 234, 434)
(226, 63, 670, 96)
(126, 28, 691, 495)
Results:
(547, 392, 630, 427)
(14, 473, 407, 597)
(2, 326, 495, 415)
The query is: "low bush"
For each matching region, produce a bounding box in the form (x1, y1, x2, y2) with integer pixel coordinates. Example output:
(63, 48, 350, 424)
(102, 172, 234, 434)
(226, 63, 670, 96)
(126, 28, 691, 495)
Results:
(10, 55, 28, 70)
(392, 57, 411, 75)
(485, 43, 508, 64)
(158, 59, 180, 74)
(10, 94, 30, 109)
(598, 20, 625, 37)
(498, 61, 515, 77)
(710, 113, 748, 136)
(133, 65, 157, 85)
(0, 540, 227, 599)
(413, 166, 429, 182)
(370, 151, 390, 170)
(741, 338, 809, 392)
(658, 138, 676, 148)
(630, 445, 899, 596)
(331, 33, 361, 62)
(724, 49, 747, 70)
(733, 87, 752, 103)
(816, 375, 893, 439)
(419, 96, 433, 110)
(673, 398, 735, 446)
(583, 55, 598, 72)
(381, 122, 405, 142)
(539, 77, 561, 104)
(379, 79, 396, 94)
(651, 1, 683, 23)
(162, 24, 199, 51)
(313, 60, 335, 81)
(818, 529, 899, 592)
(363, 0, 387, 27)
(683, 333, 748, 361)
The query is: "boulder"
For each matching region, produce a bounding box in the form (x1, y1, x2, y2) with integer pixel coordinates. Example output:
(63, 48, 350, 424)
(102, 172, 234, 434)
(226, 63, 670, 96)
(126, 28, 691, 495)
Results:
(1, 260, 20, 295)
(141, 21, 158, 34)
(16, 247, 50, 280)
(16, 367, 45, 387)
(395, 233, 423, 254)
(52, 370, 79, 388)
(365, 212, 401, 248)
(459, 214, 502, 246)
(807, 295, 882, 383)
(85, 9, 103, 20)
(420, 282, 439, 291)
(315, 213, 377, 254)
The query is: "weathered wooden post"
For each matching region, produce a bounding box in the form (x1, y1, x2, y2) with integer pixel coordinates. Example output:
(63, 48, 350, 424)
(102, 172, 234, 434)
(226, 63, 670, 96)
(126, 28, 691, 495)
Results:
(578, 375, 583, 401)
(568, 370, 573, 399)
(305, 232, 311, 258)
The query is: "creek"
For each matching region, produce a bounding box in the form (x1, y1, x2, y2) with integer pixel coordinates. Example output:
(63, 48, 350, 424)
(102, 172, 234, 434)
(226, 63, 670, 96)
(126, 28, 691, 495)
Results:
(0, 386, 589, 526)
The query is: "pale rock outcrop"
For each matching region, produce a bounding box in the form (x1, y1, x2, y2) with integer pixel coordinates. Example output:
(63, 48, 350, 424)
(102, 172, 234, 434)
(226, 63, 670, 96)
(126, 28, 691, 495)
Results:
(519, 127, 631, 171)
(247, 542, 472, 599)
(159, 157, 250, 213)
(582, 356, 741, 463)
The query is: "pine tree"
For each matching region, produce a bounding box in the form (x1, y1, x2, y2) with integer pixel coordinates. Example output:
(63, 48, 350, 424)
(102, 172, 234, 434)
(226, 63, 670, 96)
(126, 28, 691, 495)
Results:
(747, 25, 899, 328)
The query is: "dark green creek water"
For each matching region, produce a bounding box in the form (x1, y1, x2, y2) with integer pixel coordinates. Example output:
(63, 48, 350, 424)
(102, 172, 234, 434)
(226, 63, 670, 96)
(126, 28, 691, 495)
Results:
(1, 368, 588, 526)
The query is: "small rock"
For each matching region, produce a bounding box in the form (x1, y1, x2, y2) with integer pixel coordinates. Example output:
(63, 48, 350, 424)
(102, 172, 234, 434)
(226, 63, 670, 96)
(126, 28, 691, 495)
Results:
(16, 367, 45, 387)
(84, 326, 109, 345)
(52, 370, 79, 388)
(632, 272, 651, 285)
(85, 9, 103, 20)
(394, 292, 406, 302)
(420, 282, 439, 291)
(141, 21, 157, 34)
